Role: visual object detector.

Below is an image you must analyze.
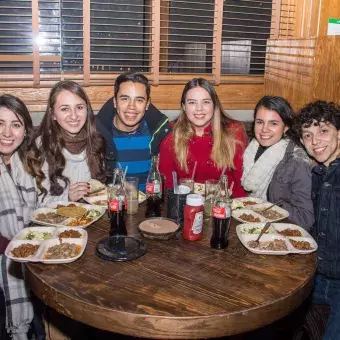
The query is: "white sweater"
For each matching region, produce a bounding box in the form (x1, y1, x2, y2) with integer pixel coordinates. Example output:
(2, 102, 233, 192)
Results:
(38, 148, 91, 205)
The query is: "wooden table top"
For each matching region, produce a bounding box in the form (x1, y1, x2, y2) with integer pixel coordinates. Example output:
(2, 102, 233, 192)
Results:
(26, 205, 317, 339)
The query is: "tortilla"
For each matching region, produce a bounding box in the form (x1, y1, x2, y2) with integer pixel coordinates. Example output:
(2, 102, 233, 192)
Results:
(57, 206, 87, 218)
(88, 179, 106, 194)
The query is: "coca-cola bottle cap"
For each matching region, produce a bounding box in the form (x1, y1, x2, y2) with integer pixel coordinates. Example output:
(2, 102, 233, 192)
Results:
(186, 194, 204, 207)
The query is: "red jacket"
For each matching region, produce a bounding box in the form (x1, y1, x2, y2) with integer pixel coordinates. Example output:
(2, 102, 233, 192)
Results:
(159, 121, 247, 198)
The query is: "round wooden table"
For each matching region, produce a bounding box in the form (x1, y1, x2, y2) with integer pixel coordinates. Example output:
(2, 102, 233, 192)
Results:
(26, 205, 317, 339)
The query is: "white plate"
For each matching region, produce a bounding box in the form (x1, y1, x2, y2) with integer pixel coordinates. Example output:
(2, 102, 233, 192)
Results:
(251, 203, 289, 222)
(238, 233, 292, 255)
(5, 228, 87, 264)
(232, 209, 267, 223)
(236, 222, 317, 255)
(45, 201, 85, 209)
(29, 205, 105, 228)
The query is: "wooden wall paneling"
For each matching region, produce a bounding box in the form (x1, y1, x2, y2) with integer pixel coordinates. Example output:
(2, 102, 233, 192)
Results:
(0, 83, 264, 112)
(312, 36, 340, 104)
(294, 0, 322, 38)
(264, 39, 316, 111)
(318, 0, 340, 36)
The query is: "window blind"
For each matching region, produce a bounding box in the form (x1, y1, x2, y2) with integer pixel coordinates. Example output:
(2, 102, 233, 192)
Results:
(0, 0, 297, 87)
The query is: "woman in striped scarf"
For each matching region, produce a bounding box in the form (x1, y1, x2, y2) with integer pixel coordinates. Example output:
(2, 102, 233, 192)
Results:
(0, 94, 37, 340)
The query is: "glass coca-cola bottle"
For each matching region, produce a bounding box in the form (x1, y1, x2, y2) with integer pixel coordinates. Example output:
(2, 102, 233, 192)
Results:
(145, 155, 162, 217)
(107, 168, 127, 236)
(210, 175, 232, 249)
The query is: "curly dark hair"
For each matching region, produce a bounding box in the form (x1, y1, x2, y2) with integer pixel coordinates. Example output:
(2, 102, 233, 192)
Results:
(0, 94, 34, 170)
(27, 81, 106, 199)
(294, 101, 340, 137)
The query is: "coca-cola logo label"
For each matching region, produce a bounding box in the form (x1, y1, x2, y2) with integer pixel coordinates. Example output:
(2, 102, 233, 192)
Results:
(213, 205, 231, 219)
(212, 206, 226, 219)
(109, 199, 119, 212)
(146, 182, 161, 194)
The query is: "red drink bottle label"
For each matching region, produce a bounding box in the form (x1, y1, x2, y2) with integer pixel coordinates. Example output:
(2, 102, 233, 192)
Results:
(109, 199, 119, 212)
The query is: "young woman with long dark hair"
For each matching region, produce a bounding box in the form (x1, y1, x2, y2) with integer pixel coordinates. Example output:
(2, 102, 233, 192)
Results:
(27, 80, 106, 203)
(0, 94, 36, 339)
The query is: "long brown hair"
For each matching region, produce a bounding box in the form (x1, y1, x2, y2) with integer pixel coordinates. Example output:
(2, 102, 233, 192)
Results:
(27, 81, 106, 198)
(173, 78, 237, 172)
(0, 94, 33, 170)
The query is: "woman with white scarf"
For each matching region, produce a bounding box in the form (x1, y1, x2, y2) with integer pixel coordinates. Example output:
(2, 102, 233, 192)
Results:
(241, 96, 314, 229)
(0, 95, 38, 339)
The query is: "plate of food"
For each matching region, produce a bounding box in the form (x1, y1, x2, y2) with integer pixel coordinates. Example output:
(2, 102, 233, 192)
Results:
(251, 202, 289, 222)
(232, 197, 265, 210)
(5, 227, 87, 264)
(236, 222, 317, 255)
(30, 204, 105, 228)
(232, 209, 267, 223)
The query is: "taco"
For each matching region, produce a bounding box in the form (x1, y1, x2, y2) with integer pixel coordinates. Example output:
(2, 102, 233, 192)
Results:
(88, 179, 106, 195)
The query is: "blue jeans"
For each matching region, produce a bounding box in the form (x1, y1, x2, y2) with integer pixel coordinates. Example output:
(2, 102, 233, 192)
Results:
(313, 274, 340, 340)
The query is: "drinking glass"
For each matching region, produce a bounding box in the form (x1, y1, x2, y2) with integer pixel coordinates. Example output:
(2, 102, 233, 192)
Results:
(125, 177, 139, 215)
(179, 178, 194, 193)
(204, 179, 219, 216)
(166, 187, 190, 226)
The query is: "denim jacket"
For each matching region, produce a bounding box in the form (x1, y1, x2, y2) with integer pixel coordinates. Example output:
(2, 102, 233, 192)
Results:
(311, 158, 340, 279)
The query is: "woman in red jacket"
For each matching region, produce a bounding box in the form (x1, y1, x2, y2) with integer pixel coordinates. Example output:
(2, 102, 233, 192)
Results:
(159, 78, 247, 198)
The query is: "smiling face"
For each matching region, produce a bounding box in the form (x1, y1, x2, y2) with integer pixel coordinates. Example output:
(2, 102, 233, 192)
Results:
(184, 86, 214, 135)
(254, 107, 288, 147)
(301, 121, 340, 166)
(113, 81, 150, 132)
(53, 90, 87, 135)
(0, 107, 25, 163)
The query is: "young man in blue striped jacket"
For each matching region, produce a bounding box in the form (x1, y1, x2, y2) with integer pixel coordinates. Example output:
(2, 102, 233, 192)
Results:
(96, 72, 171, 190)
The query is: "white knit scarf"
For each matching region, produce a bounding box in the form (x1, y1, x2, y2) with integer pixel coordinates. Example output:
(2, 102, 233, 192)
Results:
(241, 138, 289, 200)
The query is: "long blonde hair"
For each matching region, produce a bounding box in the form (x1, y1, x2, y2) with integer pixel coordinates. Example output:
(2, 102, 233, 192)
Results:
(173, 78, 237, 172)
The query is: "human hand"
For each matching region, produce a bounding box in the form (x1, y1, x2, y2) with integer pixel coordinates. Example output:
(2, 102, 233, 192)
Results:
(68, 182, 89, 201)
